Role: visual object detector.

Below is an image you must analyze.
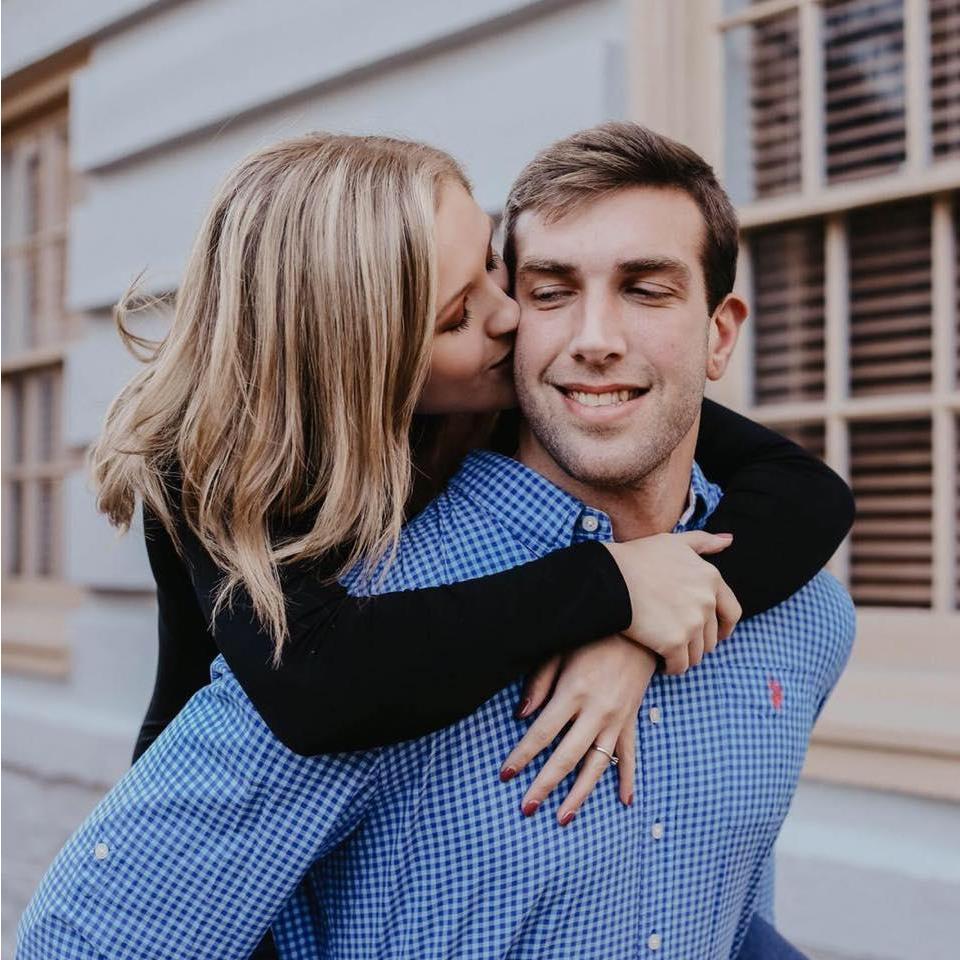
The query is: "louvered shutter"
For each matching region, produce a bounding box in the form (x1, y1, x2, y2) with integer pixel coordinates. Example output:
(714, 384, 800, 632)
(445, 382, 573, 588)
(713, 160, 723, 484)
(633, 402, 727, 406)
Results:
(824, 0, 907, 183)
(850, 418, 933, 607)
(848, 198, 932, 396)
(777, 422, 827, 461)
(751, 11, 803, 198)
(751, 221, 826, 404)
(930, 0, 960, 158)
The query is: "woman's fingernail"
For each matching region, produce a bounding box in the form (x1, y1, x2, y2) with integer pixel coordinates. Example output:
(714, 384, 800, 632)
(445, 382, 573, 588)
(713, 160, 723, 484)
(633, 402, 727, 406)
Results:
(500, 766, 517, 783)
(559, 810, 576, 827)
(717, 532, 734, 540)
(516, 698, 532, 719)
(522, 800, 540, 817)
(626, 792, 634, 806)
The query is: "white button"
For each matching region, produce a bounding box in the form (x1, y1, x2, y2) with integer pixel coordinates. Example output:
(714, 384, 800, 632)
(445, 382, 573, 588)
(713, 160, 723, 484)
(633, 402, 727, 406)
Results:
(580, 515, 599, 533)
(647, 933, 662, 951)
(93, 842, 109, 861)
(648, 706, 662, 724)
(651, 822, 664, 840)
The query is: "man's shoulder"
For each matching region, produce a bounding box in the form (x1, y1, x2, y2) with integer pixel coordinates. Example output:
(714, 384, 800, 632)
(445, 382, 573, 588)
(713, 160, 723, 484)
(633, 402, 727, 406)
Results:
(740, 570, 855, 687)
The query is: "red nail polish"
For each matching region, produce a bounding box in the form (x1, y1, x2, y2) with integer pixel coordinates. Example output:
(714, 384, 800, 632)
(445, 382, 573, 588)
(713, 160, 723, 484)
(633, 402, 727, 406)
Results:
(500, 766, 517, 783)
(559, 810, 575, 827)
(516, 698, 532, 720)
(522, 800, 540, 817)
(627, 793, 634, 806)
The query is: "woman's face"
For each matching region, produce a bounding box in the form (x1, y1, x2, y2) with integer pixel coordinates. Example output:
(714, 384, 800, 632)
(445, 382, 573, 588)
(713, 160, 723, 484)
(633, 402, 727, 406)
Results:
(416, 181, 519, 414)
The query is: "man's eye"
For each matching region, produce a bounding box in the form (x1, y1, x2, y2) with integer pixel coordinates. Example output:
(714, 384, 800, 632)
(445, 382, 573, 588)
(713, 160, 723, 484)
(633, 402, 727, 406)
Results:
(628, 287, 671, 299)
(531, 289, 570, 303)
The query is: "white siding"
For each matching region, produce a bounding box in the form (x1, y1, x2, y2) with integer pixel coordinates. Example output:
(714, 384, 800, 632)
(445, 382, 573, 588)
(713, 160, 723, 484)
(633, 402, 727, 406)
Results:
(69, 0, 624, 309)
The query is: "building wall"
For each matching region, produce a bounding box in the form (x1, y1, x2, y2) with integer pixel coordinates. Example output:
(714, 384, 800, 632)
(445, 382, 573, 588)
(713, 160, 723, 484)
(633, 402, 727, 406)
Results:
(2, 2, 958, 959)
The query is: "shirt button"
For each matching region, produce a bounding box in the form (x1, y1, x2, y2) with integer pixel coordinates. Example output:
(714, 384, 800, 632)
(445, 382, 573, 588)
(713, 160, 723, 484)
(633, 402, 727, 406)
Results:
(648, 932, 662, 951)
(93, 842, 109, 861)
(651, 822, 664, 840)
(580, 515, 599, 533)
(648, 706, 662, 724)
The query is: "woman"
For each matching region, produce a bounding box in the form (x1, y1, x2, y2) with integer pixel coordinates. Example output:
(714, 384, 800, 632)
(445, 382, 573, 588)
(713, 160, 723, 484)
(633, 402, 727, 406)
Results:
(19, 133, 851, 960)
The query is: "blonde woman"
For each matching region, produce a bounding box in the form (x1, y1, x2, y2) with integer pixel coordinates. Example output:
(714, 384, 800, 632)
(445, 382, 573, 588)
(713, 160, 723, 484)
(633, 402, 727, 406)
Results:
(21, 132, 850, 959)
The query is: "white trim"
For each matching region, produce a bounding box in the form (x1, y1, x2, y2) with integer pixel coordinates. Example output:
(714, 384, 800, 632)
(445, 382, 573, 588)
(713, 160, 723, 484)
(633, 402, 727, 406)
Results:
(799, 0, 824, 193)
(931, 195, 958, 609)
(716, 0, 802, 32)
(739, 159, 960, 228)
(824, 214, 850, 583)
(904, 0, 933, 172)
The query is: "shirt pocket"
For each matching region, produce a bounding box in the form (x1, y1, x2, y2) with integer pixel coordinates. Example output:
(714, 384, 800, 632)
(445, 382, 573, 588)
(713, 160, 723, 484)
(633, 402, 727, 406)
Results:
(710, 661, 816, 831)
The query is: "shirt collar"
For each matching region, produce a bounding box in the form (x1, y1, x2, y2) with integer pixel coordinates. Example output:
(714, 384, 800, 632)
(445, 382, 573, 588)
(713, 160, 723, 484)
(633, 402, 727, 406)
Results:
(448, 451, 721, 549)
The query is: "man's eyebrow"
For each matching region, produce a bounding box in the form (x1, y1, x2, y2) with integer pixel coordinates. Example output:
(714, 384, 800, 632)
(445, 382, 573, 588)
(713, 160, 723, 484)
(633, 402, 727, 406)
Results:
(515, 258, 578, 278)
(438, 218, 498, 318)
(618, 257, 691, 284)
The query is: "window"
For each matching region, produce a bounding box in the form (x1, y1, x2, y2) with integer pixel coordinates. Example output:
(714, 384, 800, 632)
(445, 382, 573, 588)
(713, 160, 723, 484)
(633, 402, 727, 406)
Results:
(2, 68, 83, 678)
(2, 110, 71, 583)
(719, 0, 960, 799)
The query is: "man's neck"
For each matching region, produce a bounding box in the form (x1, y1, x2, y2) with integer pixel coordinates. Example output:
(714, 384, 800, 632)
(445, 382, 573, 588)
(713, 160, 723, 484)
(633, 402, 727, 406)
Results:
(516, 420, 700, 541)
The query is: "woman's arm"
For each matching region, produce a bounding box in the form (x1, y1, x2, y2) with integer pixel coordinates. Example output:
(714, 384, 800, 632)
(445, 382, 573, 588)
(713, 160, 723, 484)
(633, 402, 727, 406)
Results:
(134, 510, 218, 762)
(696, 398, 855, 617)
(147, 509, 634, 755)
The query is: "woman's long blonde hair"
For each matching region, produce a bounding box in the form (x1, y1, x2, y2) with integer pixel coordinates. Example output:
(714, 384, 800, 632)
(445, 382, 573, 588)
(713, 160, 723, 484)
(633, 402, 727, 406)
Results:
(91, 132, 469, 659)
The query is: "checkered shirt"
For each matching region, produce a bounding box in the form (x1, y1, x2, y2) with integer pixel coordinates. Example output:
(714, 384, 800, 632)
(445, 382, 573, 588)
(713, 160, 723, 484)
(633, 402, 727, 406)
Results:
(18, 452, 855, 960)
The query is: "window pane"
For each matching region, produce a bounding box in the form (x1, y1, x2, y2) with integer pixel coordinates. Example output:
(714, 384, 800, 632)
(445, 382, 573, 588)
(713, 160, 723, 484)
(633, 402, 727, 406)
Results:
(25, 151, 41, 237)
(850, 418, 933, 608)
(750, 220, 826, 404)
(725, 11, 802, 203)
(5, 481, 24, 576)
(38, 370, 58, 462)
(8, 378, 26, 464)
(848, 198, 932, 396)
(824, 0, 906, 183)
(37, 479, 57, 577)
(930, 0, 960, 159)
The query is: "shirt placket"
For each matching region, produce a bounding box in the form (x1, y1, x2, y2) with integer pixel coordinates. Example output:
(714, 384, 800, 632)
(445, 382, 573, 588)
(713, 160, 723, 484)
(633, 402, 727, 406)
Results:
(637, 682, 669, 956)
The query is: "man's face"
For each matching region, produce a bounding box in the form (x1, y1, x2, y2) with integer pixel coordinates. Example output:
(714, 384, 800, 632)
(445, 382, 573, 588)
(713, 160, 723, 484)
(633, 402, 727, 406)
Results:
(512, 186, 721, 490)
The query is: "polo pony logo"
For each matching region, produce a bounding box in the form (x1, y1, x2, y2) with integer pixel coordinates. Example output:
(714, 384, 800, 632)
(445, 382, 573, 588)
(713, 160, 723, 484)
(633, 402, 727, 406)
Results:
(767, 677, 784, 711)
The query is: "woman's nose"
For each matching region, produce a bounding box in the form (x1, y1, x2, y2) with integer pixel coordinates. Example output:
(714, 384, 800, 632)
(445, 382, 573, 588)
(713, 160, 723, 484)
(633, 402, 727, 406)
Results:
(487, 287, 520, 338)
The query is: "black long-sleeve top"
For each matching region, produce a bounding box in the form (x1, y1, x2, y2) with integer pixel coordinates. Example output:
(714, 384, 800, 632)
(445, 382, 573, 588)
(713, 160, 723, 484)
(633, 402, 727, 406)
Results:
(132, 399, 854, 762)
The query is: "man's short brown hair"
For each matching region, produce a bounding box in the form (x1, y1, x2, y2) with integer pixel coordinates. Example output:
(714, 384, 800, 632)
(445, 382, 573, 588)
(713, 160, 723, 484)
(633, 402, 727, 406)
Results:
(503, 122, 739, 313)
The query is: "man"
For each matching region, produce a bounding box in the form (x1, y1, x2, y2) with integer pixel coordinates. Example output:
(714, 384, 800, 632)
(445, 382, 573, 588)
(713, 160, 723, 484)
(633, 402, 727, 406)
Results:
(19, 123, 853, 960)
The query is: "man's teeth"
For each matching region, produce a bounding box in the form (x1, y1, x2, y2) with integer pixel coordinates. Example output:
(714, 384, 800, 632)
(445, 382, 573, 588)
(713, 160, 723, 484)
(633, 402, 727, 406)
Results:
(566, 389, 641, 407)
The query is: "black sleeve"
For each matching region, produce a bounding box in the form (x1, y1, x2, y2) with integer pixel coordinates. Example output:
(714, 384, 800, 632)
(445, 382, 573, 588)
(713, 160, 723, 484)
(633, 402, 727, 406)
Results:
(695, 398, 855, 618)
(132, 510, 218, 763)
(143, 508, 632, 756)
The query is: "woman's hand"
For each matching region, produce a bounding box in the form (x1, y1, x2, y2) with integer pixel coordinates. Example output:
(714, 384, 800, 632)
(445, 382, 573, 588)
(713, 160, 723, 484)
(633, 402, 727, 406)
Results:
(605, 531, 742, 675)
(499, 635, 657, 826)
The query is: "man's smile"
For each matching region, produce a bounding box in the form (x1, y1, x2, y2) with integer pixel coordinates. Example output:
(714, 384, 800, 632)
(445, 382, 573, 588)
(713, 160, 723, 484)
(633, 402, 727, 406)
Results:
(553, 382, 650, 420)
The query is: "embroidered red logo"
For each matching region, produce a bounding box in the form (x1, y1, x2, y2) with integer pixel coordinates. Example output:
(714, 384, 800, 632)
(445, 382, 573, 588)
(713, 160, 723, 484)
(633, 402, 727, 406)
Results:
(768, 678, 784, 711)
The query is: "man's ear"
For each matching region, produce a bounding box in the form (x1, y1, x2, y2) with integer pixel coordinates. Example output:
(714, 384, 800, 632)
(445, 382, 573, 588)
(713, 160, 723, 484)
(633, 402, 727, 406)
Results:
(706, 293, 748, 382)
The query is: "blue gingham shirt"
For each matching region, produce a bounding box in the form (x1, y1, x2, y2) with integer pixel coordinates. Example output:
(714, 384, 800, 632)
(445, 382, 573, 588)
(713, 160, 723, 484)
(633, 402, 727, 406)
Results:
(19, 452, 855, 960)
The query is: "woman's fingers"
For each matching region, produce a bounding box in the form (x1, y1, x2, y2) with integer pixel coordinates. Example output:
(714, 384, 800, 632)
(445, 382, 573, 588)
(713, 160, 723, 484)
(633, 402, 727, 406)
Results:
(517, 655, 563, 719)
(615, 723, 637, 806)
(499, 696, 572, 782)
(716, 577, 742, 641)
(555, 732, 620, 825)
(687, 628, 705, 669)
(520, 713, 601, 817)
(703, 613, 719, 657)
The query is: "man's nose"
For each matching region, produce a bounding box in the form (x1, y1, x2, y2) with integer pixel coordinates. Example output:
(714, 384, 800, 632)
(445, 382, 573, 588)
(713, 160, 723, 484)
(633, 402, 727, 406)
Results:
(568, 294, 627, 365)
